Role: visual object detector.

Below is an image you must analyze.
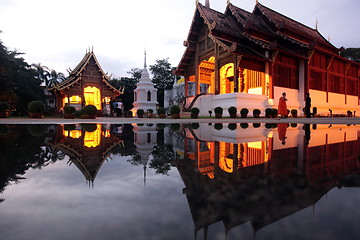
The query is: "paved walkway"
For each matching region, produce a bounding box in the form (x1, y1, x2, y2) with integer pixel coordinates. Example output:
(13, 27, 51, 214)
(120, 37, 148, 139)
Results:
(0, 117, 360, 125)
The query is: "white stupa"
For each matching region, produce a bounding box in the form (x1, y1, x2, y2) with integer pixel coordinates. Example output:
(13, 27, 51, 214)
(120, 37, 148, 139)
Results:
(132, 51, 158, 116)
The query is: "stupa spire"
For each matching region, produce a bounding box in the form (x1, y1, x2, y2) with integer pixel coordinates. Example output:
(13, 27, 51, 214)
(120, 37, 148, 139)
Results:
(144, 49, 147, 68)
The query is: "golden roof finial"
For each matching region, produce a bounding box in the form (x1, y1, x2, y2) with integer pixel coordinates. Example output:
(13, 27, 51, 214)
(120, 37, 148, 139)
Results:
(256, 0, 259, 4)
(227, 0, 230, 5)
(316, 18, 318, 30)
(196, 0, 199, 5)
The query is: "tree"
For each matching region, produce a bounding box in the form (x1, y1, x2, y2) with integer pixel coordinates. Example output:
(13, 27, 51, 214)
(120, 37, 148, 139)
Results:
(340, 48, 360, 63)
(149, 58, 175, 107)
(47, 69, 65, 87)
(108, 68, 142, 111)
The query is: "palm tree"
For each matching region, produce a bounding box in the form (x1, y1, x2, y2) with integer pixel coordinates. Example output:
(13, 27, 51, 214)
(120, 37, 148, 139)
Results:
(31, 63, 50, 86)
(48, 70, 65, 87)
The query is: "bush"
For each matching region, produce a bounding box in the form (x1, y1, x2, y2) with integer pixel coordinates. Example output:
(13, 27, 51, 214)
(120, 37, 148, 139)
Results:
(240, 123, 249, 129)
(253, 109, 261, 115)
(137, 109, 145, 116)
(81, 105, 97, 116)
(271, 108, 278, 117)
(291, 109, 298, 115)
(75, 110, 82, 118)
(81, 123, 97, 132)
(147, 109, 153, 113)
(170, 105, 181, 114)
(191, 107, 200, 114)
(240, 108, 249, 115)
(214, 123, 223, 130)
(0, 102, 10, 112)
(253, 123, 261, 128)
(28, 101, 45, 114)
(214, 107, 223, 114)
(170, 123, 181, 132)
(265, 108, 272, 116)
(157, 107, 166, 114)
(64, 124, 76, 131)
(228, 106, 237, 114)
(191, 123, 200, 129)
(228, 123, 237, 130)
(64, 105, 76, 114)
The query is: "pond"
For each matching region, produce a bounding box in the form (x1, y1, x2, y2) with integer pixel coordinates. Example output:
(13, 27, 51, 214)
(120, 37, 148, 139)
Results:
(0, 123, 359, 240)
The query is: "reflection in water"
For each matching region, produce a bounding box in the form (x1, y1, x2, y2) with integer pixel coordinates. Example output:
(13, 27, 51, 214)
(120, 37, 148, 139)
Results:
(0, 123, 359, 239)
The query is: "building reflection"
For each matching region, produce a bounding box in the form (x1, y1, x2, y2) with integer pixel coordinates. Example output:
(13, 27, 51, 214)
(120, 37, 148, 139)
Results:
(53, 124, 123, 185)
(174, 123, 360, 237)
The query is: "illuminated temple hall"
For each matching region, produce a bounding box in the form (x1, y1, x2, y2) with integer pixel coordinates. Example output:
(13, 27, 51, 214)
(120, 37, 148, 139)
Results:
(52, 124, 122, 184)
(175, 1, 360, 116)
(173, 123, 360, 235)
(50, 51, 122, 115)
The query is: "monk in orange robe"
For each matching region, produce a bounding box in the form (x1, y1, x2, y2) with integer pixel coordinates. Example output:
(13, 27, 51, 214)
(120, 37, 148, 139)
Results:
(278, 123, 288, 145)
(278, 92, 288, 118)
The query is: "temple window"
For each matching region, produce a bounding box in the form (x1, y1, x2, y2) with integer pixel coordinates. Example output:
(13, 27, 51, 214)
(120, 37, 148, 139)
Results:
(220, 63, 234, 94)
(147, 91, 151, 101)
(199, 57, 215, 94)
(69, 95, 82, 104)
(84, 86, 101, 110)
(84, 124, 101, 148)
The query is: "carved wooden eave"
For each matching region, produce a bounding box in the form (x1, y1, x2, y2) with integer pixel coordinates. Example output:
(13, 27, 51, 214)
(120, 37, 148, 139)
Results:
(242, 32, 271, 49)
(230, 42, 271, 62)
(276, 31, 309, 48)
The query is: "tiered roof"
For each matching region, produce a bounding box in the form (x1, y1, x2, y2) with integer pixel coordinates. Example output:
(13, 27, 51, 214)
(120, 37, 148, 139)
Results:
(176, 2, 340, 75)
(51, 51, 121, 94)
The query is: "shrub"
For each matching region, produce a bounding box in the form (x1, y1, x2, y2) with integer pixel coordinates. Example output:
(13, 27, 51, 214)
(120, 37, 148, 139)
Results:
(64, 124, 76, 131)
(170, 123, 181, 132)
(137, 109, 145, 116)
(81, 123, 97, 132)
(28, 101, 45, 114)
(0, 102, 10, 112)
(253, 109, 261, 115)
(170, 105, 181, 114)
(271, 108, 278, 117)
(27, 125, 46, 137)
(157, 107, 166, 115)
(265, 108, 272, 116)
(214, 106, 223, 114)
(64, 105, 76, 114)
(253, 123, 261, 128)
(228, 106, 237, 114)
(191, 107, 200, 115)
(147, 109, 153, 113)
(214, 123, 223, 130)
(228, 123, 237, 130)
(191, 123, 200, 129)
(240, 108, 249, 115)
(240, 123, 249, 129)
(291, 109, 298, 115)
(81, 105, 97, 116)
(75, 110, 82, 118)
(156, 123, 166, 130)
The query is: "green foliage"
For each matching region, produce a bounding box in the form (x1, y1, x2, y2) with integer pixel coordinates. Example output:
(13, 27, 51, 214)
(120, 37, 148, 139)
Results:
(228, 106, 237, 114)
(240, 108, 249, 115)
(253, 109, 261, 115)
(149, 58, 174, 90)
(170, 123, 181, 132)
(291, 109, 298, 114)
(191, 107, 200, 114)
(63, 105, 76, 114)
(228, 123, 237, 130)
(81, 124, 97, 132)
(191, 123, 200, 129)
(137, 109, 144, 116)
(214, 123, 223, 130)
(214, 106, 223, 114)
(253, 123, 261, 128)
(170, 105, 180, 114)
(340, 48, 360, 63)
(240, 123, 249, 129)
(157, 107, 166, 114)
(0, 102, 10, 112)
(271, 108, 278, 116)
(28, 101, 45, 114)
(75, 110, 82, 118)
(81, 105, 97, 116)
(265, 108, 272, 115)
(27, 125, 46, 137)
(147, 109, 153, 113)
(64, 124, 76, 131)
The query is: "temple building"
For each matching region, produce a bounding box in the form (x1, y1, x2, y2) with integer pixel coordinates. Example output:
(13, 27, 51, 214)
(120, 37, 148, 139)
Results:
(175, 1, 360, 116)
(50, 51, 122, 115)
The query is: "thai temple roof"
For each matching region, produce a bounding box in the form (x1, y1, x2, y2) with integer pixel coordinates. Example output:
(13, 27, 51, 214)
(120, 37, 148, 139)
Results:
(176, 1, 341, 75)
(50, 51, 121, 93)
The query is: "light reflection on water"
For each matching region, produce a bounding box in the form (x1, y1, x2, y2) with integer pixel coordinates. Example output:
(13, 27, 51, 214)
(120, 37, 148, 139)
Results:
(0, 123, 359, 240)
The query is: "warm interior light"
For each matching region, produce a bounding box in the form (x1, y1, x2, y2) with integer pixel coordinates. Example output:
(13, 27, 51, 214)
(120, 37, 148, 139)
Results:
(199, 56, 215, 93)
(220, 63, 235, 94)
(84, 124, 101, 148)
(69, 95, 82, 104)
(84, 86, 101, 110)
(219, 142, 233, 173)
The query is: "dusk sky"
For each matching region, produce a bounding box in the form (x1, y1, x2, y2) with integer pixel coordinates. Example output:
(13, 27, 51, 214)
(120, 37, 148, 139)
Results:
(0, 0, 359, 78)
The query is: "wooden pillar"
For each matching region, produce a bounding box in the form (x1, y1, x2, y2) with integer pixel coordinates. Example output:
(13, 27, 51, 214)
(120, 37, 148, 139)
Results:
(185, 75, 189, 98)
(233, 55, 239, 93)
(195, 47, 200, 95)
(215, 44, 220, 95)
